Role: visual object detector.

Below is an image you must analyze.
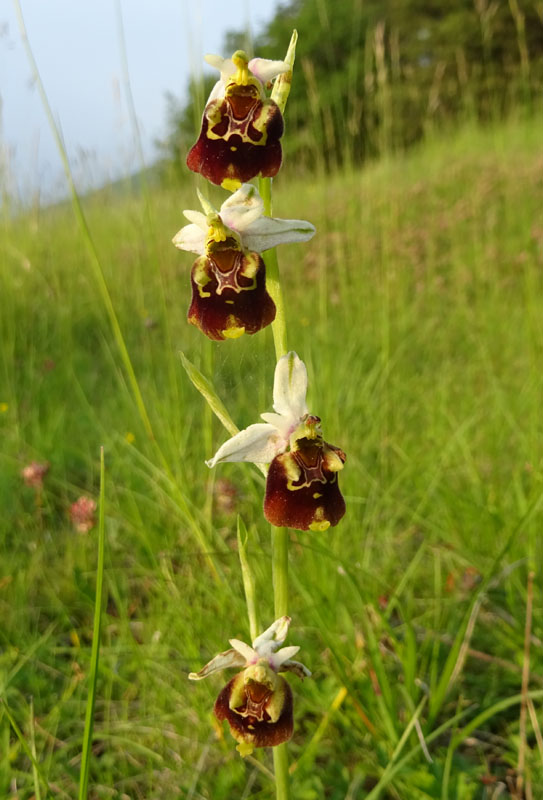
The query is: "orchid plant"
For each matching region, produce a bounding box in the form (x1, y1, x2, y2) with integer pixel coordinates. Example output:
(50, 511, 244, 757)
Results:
(175, 31, 346, 799)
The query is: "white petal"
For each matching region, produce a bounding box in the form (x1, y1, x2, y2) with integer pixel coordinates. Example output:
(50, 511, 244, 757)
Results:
(172, 223, 206, 255)
(205, 53, 236, 81)
(271, 645, 300, 669)
(241, 216, 316, 253)
(206, 423, 284, 468)
(182, 209, 207, 229)
(230, 639, 258, 663)
(220, 184, 264, 232)
(253, 616, 291, 653)
(188, 647, 246, 680)
(273, 352, 308, 421)
(249, 57, 289, 84)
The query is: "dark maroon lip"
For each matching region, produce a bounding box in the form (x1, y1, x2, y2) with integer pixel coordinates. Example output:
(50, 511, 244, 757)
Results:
(187, 95, 284, 186)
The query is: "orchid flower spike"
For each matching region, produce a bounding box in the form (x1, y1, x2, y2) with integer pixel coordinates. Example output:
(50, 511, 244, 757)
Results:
(186, 50, 289, 189)
(207, 352, 346, 531)
(189, 616, 310, 756)
(172, 186, 315, 341)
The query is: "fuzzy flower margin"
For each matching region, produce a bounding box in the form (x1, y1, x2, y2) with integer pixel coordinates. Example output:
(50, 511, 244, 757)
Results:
(189, 616, 310, 756)
(207, 352, 346, 530)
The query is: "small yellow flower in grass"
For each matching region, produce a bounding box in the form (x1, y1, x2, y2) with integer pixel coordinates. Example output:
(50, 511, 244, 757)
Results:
(189, 616, 310, 756)
(0, 403, 8, 413)
(125, 432, 135, 444)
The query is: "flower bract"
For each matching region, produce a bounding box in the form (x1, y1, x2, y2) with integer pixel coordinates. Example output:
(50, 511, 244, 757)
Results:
(172, 186, 315, 341)
(189, 616, 310, 756)
(207, 352, 346, 530)
(186, 51, 287, 188)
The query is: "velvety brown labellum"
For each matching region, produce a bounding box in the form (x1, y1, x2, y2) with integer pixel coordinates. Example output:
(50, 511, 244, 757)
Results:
(214, 673, 293, 749)
(264, 441, 346, 531)
(188, 247, 276, 341)
(186, 89, 284, 186)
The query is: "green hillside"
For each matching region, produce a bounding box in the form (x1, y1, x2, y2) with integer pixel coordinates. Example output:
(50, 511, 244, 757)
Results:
(1, 111, 543, 797)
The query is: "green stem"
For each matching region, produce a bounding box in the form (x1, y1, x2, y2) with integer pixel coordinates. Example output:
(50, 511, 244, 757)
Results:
(260, 168, 290, 800)
(272, 527, 289, 618)
(263, 32, 298, 797)
(273, 744, 290, 800)
(79, 447, 106, 800)
(259, 177, 288, 359)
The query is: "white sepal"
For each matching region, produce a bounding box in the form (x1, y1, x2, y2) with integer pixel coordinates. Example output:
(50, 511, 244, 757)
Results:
(253, 616, 291, 652)
(188, 647, 246, 681)
(273, 352, 309, 421)
(240, 215, 316, 254)
(205, 423, 283, 468)
(220, 184, 264, 230)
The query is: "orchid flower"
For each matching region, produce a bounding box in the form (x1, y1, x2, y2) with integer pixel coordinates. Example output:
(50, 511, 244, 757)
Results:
(189, 616, 310, 756)
(207, 352, 346, 531)
(172, 185, 315, 341)
(186, 50, 287, 189)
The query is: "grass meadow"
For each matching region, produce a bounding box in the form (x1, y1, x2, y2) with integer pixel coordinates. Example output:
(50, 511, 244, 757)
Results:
(2, 109, 543, 798)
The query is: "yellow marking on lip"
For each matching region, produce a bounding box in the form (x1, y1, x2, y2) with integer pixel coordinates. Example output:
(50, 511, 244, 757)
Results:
(222, 325, 245, 339)
(309, 519, 330, 532)
(221, 177, 242, 192)
(313, 492, 322, 499)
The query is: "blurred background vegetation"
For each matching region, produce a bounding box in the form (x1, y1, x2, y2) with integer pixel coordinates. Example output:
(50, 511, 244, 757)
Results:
(2, 1, 543, 797)
(163, 0, 543, 176)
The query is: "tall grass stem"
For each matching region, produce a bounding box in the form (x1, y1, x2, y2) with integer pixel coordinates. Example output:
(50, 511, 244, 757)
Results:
(78, 447, 106, 800)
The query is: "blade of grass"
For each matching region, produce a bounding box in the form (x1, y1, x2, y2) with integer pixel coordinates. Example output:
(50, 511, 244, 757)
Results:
(1, 699, 52, 798)
(428, 489, 543, 725)
(237, 516, 260, 641)
(13, 0, 223, 578)
(78, 446, 106, 800)
(179, 351, 239, 437)
(365, 705, 475, 800)
(30, 698, 41, 800)
(13, 0, 155, 444)
(441, 689, 543, 796)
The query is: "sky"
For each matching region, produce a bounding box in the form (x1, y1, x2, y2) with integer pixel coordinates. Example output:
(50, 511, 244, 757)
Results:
(1, 0, 281, 202)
